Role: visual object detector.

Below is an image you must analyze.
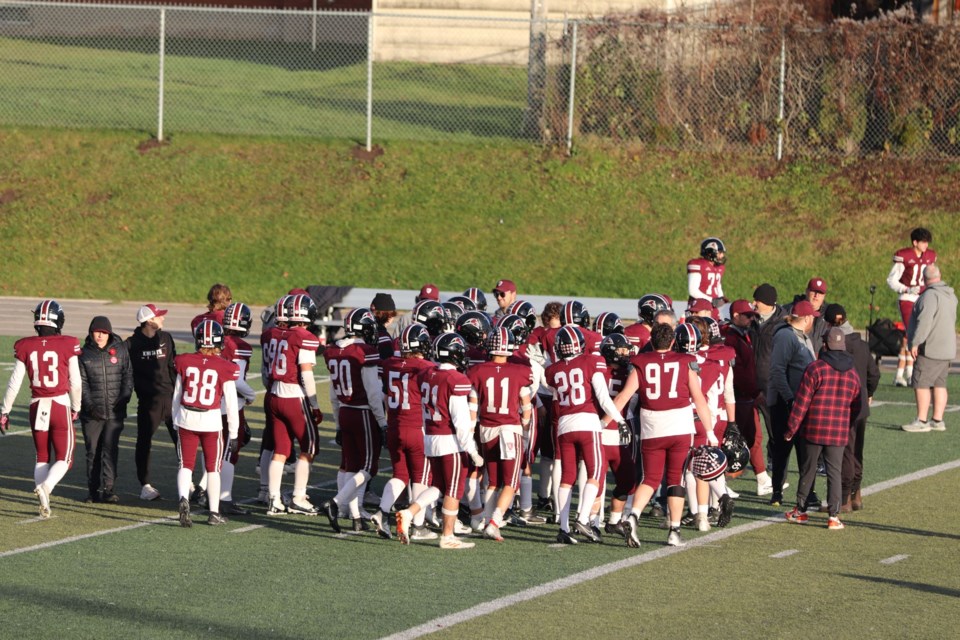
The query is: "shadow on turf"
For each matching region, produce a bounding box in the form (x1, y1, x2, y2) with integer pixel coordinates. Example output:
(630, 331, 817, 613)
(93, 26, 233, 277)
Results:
(841, 519, 960, 541)
(841, 574, 960, 598)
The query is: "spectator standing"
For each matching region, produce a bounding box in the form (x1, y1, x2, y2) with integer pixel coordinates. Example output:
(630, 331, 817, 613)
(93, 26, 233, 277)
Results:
(886, 227, 936, 387)
(902, 264, 958, 433)
(371, 293, 398, 361)
(784, 327, 862, 530)
(127, 303, 178, 501)
(78, 316, 133, 503)
(784, 278, 830, 354)
(821, 304, 879, 511)
(751, 283, 785, 459)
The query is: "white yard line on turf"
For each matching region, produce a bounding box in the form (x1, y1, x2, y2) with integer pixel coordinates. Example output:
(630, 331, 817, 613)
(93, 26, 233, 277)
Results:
(231, 525, 265, 534)
(880, 554, 909, 565)
(379, 458, 960, 640)
(770, 549, 799, 558)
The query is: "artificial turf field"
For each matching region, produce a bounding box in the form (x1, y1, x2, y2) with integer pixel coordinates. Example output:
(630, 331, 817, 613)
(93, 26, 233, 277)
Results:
(0, 337, 958, 639)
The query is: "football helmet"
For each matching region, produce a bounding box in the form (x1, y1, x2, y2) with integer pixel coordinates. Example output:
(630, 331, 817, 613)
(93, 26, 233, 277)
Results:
(399, 323, 432, 356)
(344, 308, 378, 346)
(562, 300, 591, 329)
(673, 323, 701, 355)
(463, 287, 488, 312)
(413, 300, 448, 337)
(496, 313, 530, 344)
(223, 302, 253, 336)
(507, 300, 538, 332)
(688, 446, 728, 481)
(555, 325, 585, 359)
(287, 294, 317, 325)
(194, 319, 225, 350)
(442, 301, 467, 327)
(593, 311, 624, 337)
(722, 423, 750, 475)
(434, 332, 469, 371)
(637, 294, 671, 326)
(447, 295, 477, 312)
(455, 311, 492, 347)
(33, 299, 65, 332)
(702, 316, 723, 344)
(700, 237, 727, 265)
(273, 295, 291, 324)
(600, 333, 633, 367)
(485, 326, 516, 357)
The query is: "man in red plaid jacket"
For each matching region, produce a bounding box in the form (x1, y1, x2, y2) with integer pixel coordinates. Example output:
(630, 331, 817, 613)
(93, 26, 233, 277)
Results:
(783, 327, 862, 530)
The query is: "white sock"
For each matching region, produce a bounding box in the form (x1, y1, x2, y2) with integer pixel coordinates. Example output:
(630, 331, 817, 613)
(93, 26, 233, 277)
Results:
(206, 472, 221, 514)
(43, 461, 69, 492)
(577, 482, 599, 525)
(492, 507, 504, 528)
(293, 459, 310, 499)
(380, 478, 406, 513)
(199, 470, 208, 492)
(520, 475, 533, 511)
(609, 510, 622, 524)
(334, 470, 370, 509)
(575, 462, 587, 506)
(258, 450, 272, 490)
(177, 468, 193, 500)
(538, 457, 554, 499)
(685, 471, 698, 514)
(268, 460, 284, 497)
(220, 461, 235, 502)
(34, 462, 50, 486)
(709, 476, 728, 501)
(414, 486, 441, 511)
(481, 487, 498, 523)
(558, 486, 572, 532)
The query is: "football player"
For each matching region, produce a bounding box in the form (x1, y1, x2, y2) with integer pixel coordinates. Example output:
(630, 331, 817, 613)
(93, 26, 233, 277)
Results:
(886, 227, 936, 386)
(396, 333, 484, 549)
(614, 323, 714, 548)
(0, 300, 82, 519)
(171, 320, 240, 527)
(626, 294, 672, 351)
(190, 283, 233, 331)
(562, 300, 602, 355)
(529, 301, 563, 515)
(263, 294, 323, 517)
(467, 327, 534, 541)
(372, 323, 437, 541)
(545, 325, 629, 544)
(321, 308, 388, 533)
(687, 237, 727, 318)
(257, 295, 289, 504)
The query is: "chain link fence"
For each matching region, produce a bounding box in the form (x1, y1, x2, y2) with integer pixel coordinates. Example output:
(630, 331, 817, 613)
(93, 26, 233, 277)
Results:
(2, 1, 959, 159)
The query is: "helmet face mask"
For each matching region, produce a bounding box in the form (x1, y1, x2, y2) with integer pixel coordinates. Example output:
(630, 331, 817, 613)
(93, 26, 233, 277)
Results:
(195, 319, 225, 350)
(700, 237, 727, 265)
(34, 299, 65, 334)
(555, 325, 585, 359)
(223, 302, 253, 337)
(600, 333, 633, 367)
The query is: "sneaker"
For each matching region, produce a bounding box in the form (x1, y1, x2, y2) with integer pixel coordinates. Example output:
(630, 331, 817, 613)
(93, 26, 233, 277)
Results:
(35, 485, 51, 519)
(287, 498, 320, 516)
(666, 527, 685, 547)
(484, 521, 504, 542)
(623, 514, 641, 549)
(717, 494, 735, 528)
(266, 496, 287, 516)
(680, 511, 696, 527)
(827, 516, 845, 530)
(352, 518, 370, 532)
(321, 500, 341, 533)
(140, 484, 161, 501)
(178, 497, 192, 528)
(411, 525, 438, 541)
(894, 377, 908, 387)
(605, 520, 625, 536)
(757, 478, 774, 496)
(191, 487, 207, 507)
(453, 520, 473, 535)
(396, 508, 412, 544)
(370, 511, 392, 539)
(901, 419, 931, 433)
(785, 507, 808, 523)
(695, 512, 711, 532)
(222, 501, 251, 516)
(769, 492, 783, 507)
(207, 512, 229, 526)
(556, 529, 579, 545)
(256, 489, 269, 505)
(573, 520, 602, 543)
(439, 535, 475, 549)
(930, 419, 946, 432)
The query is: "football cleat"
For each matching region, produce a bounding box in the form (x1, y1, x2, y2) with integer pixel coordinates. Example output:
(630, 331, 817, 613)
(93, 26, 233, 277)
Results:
(221, 501, 251, 516)
(207, 512, 229, 526)
(35, 485, 51, 519)
(439, 535, 475, 550)
(484, 521, 504, 542)
(680, 511, 696, 527)
(191, 487, 208, 508)
(695, 512, 711, 532)
(573, 520, 602, 543)
(266, 496, 287, 516)
(321, 500, 341, 533)
(513, 508, 547, 526)
(287, 498, 320, 516)
(370, 511, 392, 539)
(411, 525, 439, 541)
(667, 527, 685, 547)
(178, 497, 192, 528)
(256, 489, 270, 504)
(352, 518, 369, 532)
(717, 494, 735, 528)
(605, 520, 625, 536)
(556, 529, 579, 545)
(396, 508, 412, 544)
(623, 514, 640, 549)
(647, 501, 666, 519)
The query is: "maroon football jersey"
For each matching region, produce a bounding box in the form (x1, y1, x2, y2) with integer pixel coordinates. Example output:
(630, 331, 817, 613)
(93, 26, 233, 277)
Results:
(531, 326, 560, 362)
(13, 335, 82, 398)
(264, 327, 321, 386)
(324, 340, 380, 406)
(466, 345, 487, 368)
(380, 356, 435, 430)
(630, 350, 696, 411)
(687, 257, 725, 298)
(175, 352, 240, 411)
(420, 367, 473, 437)
(624, 323, 651, 350)
(190, 310, 225, 332)
(222, 335, 252, 371)
(602, 364, 631, 430)
(467, 361, 533, 428)
(892, 247, 937, 291)
(696, 355, 723, 410)
(545, 353, 607, 419)
(579, 327, 604, 355)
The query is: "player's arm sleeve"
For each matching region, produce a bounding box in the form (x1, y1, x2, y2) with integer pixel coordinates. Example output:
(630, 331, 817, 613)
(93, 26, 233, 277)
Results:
(450, 394, 479, 455)
(592, 371, 624, 423)
(171, 374, 183, 427)
(167, 336, 178, 387)
(234, 360, 257, 404)
(261, 349, 271, 388)
(223, 380, 240, 439)
(68, 355, 82, 413)
(886, 260, 906, 294)
(0, 359, 26, 415)
(300, 362, 319, 410)
(687, 271, 710, 301)
(329, 383, 341, 430)
(361, 365, 387, 427)
(724, 367, 736, 410)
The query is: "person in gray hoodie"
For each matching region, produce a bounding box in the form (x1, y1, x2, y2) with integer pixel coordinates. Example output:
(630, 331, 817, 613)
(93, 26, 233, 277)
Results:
(902, 264, 958, 433)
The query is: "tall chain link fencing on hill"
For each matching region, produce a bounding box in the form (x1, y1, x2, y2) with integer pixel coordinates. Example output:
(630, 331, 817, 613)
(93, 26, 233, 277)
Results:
(2, 1, 960, 159)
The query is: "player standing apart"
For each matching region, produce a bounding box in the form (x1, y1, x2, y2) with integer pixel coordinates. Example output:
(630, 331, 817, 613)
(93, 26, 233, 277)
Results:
(887, 227, 936, 387)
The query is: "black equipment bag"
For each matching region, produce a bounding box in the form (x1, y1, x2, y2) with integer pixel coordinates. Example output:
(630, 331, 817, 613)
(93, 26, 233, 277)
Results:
(867, 318, 904, 358)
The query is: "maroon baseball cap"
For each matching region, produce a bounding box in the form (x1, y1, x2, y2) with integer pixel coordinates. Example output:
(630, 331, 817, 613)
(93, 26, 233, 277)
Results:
(418, 283, 440, 302)
(493, 279, 517, 295)
(806, 277, 827, 294)
(791, 300, 821, 317)
(687, 298, 713, 313)
(730, 299, 758, 317)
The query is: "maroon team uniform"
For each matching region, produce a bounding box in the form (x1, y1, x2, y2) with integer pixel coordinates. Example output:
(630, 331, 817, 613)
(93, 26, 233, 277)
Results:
(891, 246, 937, 324)
(687, 256, 725, 317)
(173, 352, 239, 473)
(324, 340, 382, 475)
(420, 366, 474, 500)
(624, 323, 651, 351)
(600, 363, 638, 500)
(544, 353, 607, 487)
(380, 356, 435, 485)
(221, 334, 253, 464)
(265, 327, 321, 458)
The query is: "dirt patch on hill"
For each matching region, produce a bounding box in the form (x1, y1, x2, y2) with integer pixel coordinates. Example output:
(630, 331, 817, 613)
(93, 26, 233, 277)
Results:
(0, 189, 20, 206)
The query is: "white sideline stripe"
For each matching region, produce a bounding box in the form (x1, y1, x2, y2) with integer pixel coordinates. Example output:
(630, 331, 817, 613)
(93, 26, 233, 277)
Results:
(230, 524, 264, 534)
(379, 457, 960, 640)
(16, 516, 49, 525)
(770, 549, 799, 558)
(880, 554, 909, 565)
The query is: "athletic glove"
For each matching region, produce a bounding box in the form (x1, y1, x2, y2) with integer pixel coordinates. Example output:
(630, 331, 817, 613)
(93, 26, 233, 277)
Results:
(311, 408, 323, 425)
(617, 421, 632, 446)
(469, 450, 484, 468)
(228, 438, 239, 457)
(335, 430, 342, 447)
(240, 418, 252, 446)
(0, 413, 8, 435)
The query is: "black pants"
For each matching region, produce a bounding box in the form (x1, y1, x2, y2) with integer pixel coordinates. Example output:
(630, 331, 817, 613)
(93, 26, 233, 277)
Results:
(82, 417, 124, 496)
(769, 399, 816, 498)
(135, 394, 177, 486)
(841, 416, 866, 501)
(757, 395, 775, 465)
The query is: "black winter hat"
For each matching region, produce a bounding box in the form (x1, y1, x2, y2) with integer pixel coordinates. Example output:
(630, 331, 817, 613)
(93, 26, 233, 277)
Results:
(89, 316, 113, 334)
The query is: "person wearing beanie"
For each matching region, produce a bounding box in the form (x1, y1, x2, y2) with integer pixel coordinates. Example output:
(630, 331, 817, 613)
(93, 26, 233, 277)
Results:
(751, 283, 785, 467)
(371, 293, 398, 361)
(78, 316, 134, 503)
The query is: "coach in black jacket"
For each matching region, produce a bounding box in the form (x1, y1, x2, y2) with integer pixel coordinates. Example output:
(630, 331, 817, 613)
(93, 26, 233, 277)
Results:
(822, 304, 880, 512)
(751, 283, 786, 461)
(79, 316, 133, 503)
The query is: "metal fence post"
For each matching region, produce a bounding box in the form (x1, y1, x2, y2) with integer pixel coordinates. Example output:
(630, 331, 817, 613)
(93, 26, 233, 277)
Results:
(366, 11, 374, 152)
(566, 20, 578, 153)
(157, 8, 166, 142)
(311, 0, 317, 52)
(776, 32, 785, 162)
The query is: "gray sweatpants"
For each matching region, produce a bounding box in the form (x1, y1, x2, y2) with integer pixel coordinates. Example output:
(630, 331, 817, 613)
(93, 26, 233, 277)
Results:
(795, 442, 844, 517)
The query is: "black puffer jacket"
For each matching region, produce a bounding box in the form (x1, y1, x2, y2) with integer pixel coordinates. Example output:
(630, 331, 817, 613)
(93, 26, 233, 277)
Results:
(79, 333, 134, 420)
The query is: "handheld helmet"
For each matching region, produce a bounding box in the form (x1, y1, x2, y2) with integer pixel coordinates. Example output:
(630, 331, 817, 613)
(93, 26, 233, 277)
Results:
(722, 424, 751, 476)
(688, 446, 728, 481)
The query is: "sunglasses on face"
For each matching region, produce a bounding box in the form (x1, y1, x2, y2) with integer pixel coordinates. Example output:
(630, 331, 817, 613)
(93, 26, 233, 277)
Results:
(494, 291, 507, 298)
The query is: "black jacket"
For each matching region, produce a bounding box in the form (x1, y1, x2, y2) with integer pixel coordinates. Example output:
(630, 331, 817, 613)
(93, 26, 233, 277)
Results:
(752, 304, 787, 394)
(818, 325, 880, 422)
(126, 326, 177, 399)
(784, 294, 830, 354)
(79, 333, 134, 420)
